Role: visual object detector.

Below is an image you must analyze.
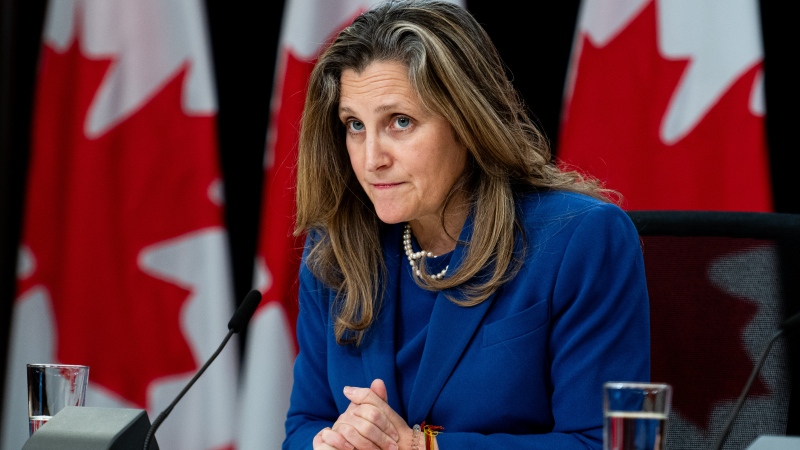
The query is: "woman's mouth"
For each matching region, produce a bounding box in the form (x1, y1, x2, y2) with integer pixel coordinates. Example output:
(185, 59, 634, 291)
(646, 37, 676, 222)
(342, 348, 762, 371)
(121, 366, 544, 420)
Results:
(372, 182, 402, 189)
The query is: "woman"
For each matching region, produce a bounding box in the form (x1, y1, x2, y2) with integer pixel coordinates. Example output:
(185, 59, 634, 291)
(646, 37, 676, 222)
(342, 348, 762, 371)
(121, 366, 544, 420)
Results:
(284, 1, 650, 449)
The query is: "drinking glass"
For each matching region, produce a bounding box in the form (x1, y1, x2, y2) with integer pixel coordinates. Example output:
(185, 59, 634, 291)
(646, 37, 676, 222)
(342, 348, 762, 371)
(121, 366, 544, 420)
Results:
(26, 363, 89, 436)
(603, 382, 672, 450)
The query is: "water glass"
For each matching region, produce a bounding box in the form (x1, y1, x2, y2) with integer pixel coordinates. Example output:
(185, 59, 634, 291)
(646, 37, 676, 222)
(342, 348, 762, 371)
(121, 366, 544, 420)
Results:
(603, 382, 672, 450)
(27, 363, 89, 436)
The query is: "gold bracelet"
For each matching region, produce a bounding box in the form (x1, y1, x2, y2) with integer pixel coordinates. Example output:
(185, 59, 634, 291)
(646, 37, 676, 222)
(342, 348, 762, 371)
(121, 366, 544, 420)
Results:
(411, 424, 422, 450)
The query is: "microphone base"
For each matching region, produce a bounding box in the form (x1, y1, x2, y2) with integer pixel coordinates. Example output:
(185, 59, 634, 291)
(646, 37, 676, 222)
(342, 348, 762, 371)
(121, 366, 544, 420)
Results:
(22, 406, 159, 450)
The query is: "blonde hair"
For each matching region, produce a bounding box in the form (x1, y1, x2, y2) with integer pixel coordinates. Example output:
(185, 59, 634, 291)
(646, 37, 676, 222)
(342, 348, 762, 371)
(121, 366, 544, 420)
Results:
(295, 0, 614, 345)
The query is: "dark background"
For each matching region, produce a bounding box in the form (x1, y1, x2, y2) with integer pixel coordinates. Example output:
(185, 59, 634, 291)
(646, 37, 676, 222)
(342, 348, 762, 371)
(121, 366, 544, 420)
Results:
(0, 0, 796, 428)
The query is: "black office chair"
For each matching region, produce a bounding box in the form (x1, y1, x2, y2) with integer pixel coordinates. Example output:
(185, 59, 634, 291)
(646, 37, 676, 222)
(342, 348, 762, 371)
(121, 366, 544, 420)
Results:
(626, 210, 800, 450)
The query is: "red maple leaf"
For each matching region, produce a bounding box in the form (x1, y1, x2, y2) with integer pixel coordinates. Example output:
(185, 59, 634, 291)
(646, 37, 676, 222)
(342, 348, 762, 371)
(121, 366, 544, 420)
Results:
(557, 1, 772, 212)
(644, 236, 769, 431)
(18, 31, 223, 408)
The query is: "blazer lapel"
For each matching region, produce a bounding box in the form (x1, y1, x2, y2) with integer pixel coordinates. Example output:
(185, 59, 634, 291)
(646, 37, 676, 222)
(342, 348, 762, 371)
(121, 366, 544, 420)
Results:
(407, 213, 495, 423)
(361, 224, 403, 412)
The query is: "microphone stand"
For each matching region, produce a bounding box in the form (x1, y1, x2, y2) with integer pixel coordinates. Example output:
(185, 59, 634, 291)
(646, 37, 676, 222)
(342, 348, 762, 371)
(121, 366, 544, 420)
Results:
(142, 289, 262, 450)
(710, 328, 785, 450)
(142, 329, 235, 450)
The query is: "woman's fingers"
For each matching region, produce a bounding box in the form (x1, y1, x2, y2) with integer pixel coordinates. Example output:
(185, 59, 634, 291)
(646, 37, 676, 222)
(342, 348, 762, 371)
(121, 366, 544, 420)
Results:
(313, 427, 354, 450)
(343, 385, 379, 404)
(370, 378, 389, 402)
(333, 402, 399, 449)
(343, 385, 400, 442)
(335, 420, 397, 450)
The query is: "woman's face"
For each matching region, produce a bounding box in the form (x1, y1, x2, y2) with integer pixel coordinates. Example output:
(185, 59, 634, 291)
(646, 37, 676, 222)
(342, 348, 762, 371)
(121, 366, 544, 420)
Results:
(339, 60, 468, 228)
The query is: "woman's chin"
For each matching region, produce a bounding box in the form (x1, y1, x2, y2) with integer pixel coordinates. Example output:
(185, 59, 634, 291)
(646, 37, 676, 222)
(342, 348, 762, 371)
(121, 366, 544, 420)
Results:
(374, 209, 409, 225)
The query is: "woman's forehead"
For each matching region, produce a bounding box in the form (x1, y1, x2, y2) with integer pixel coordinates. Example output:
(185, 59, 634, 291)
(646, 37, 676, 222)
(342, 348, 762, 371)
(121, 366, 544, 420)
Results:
(338, 61, 426, 113)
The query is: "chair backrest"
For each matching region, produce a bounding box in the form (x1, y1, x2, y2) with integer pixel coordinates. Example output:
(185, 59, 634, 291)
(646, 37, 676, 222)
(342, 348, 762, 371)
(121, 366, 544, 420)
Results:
(626, 210, 800, 450)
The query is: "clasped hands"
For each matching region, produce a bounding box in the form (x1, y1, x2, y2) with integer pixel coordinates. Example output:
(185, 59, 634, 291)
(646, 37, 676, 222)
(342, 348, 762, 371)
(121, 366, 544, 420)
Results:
(313, 379, 432, 450)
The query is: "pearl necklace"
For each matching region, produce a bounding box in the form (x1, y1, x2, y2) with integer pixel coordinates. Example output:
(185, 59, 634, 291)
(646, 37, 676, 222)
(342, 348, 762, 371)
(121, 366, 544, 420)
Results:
(403, 224, 449, 279)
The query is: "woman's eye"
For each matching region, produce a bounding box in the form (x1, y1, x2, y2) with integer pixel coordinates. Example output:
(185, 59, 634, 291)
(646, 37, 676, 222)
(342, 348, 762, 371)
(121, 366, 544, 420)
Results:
(348, 120, 365, 132)
(394, 116, 411, 129)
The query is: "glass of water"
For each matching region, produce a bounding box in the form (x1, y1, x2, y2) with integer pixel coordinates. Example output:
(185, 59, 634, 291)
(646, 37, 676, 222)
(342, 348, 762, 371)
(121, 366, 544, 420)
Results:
(26, 363, 89, 436)
(603, 382, 672, 450)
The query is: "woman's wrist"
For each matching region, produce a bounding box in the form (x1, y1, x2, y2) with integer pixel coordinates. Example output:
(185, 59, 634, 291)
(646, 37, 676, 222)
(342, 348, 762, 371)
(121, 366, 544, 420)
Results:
(411, 424, 422, 450)
(412, 421, 443, 450)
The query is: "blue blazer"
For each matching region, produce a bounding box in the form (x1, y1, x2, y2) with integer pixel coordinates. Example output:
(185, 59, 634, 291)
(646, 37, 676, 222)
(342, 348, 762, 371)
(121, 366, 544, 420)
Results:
(284, 191, 650, 449)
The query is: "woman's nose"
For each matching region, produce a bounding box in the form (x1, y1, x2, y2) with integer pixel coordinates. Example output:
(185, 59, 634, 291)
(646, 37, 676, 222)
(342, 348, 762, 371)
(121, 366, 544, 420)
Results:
(364, 132, 390, 171)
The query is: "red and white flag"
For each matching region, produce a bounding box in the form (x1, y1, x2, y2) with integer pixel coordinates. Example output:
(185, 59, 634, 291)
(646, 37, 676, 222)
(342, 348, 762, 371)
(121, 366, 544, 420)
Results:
(238, 0, 463, 448)
(1, 1, 238, 449)
(558, 0, 772, 211)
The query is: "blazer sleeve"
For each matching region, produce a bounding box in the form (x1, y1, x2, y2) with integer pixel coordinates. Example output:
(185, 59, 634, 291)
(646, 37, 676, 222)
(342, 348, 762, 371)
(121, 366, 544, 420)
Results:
(436, 204, 651, 449)
(282, 243, 339, 449)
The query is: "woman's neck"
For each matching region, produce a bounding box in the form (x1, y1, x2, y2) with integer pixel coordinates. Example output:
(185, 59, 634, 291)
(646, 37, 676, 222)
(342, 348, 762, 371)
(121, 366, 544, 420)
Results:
(407, 203, 469, 256)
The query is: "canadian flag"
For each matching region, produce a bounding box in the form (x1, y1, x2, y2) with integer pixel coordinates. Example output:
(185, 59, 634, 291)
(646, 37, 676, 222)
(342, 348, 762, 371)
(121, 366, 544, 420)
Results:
(558, 0, 772, 212)
(1, 1, 238, 450)
(237, 0, 463, 448)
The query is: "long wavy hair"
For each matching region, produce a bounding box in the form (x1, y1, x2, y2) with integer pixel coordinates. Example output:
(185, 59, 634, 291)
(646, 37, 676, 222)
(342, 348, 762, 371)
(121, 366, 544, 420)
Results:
(295, 0, 615, 345)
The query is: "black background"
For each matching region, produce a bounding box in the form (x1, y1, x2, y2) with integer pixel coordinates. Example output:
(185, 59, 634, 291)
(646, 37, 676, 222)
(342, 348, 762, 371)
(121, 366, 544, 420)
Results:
(0, 0, 796, 426)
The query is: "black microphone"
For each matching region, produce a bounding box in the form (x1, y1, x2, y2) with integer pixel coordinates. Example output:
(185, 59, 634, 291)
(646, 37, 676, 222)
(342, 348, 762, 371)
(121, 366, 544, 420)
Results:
(710, 310, 800, 450)
(228, 289, 263, 333)
(143, 289, 263, 450)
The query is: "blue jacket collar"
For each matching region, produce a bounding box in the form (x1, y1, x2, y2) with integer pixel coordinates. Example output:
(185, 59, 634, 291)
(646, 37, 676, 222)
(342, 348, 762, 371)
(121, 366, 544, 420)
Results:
(362, 213, 497, 423)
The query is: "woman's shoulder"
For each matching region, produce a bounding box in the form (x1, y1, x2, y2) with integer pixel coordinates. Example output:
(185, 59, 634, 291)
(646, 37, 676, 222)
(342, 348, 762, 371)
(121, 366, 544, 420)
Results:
(515, 189, 636, 237)
(516, 189, 621, 218)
